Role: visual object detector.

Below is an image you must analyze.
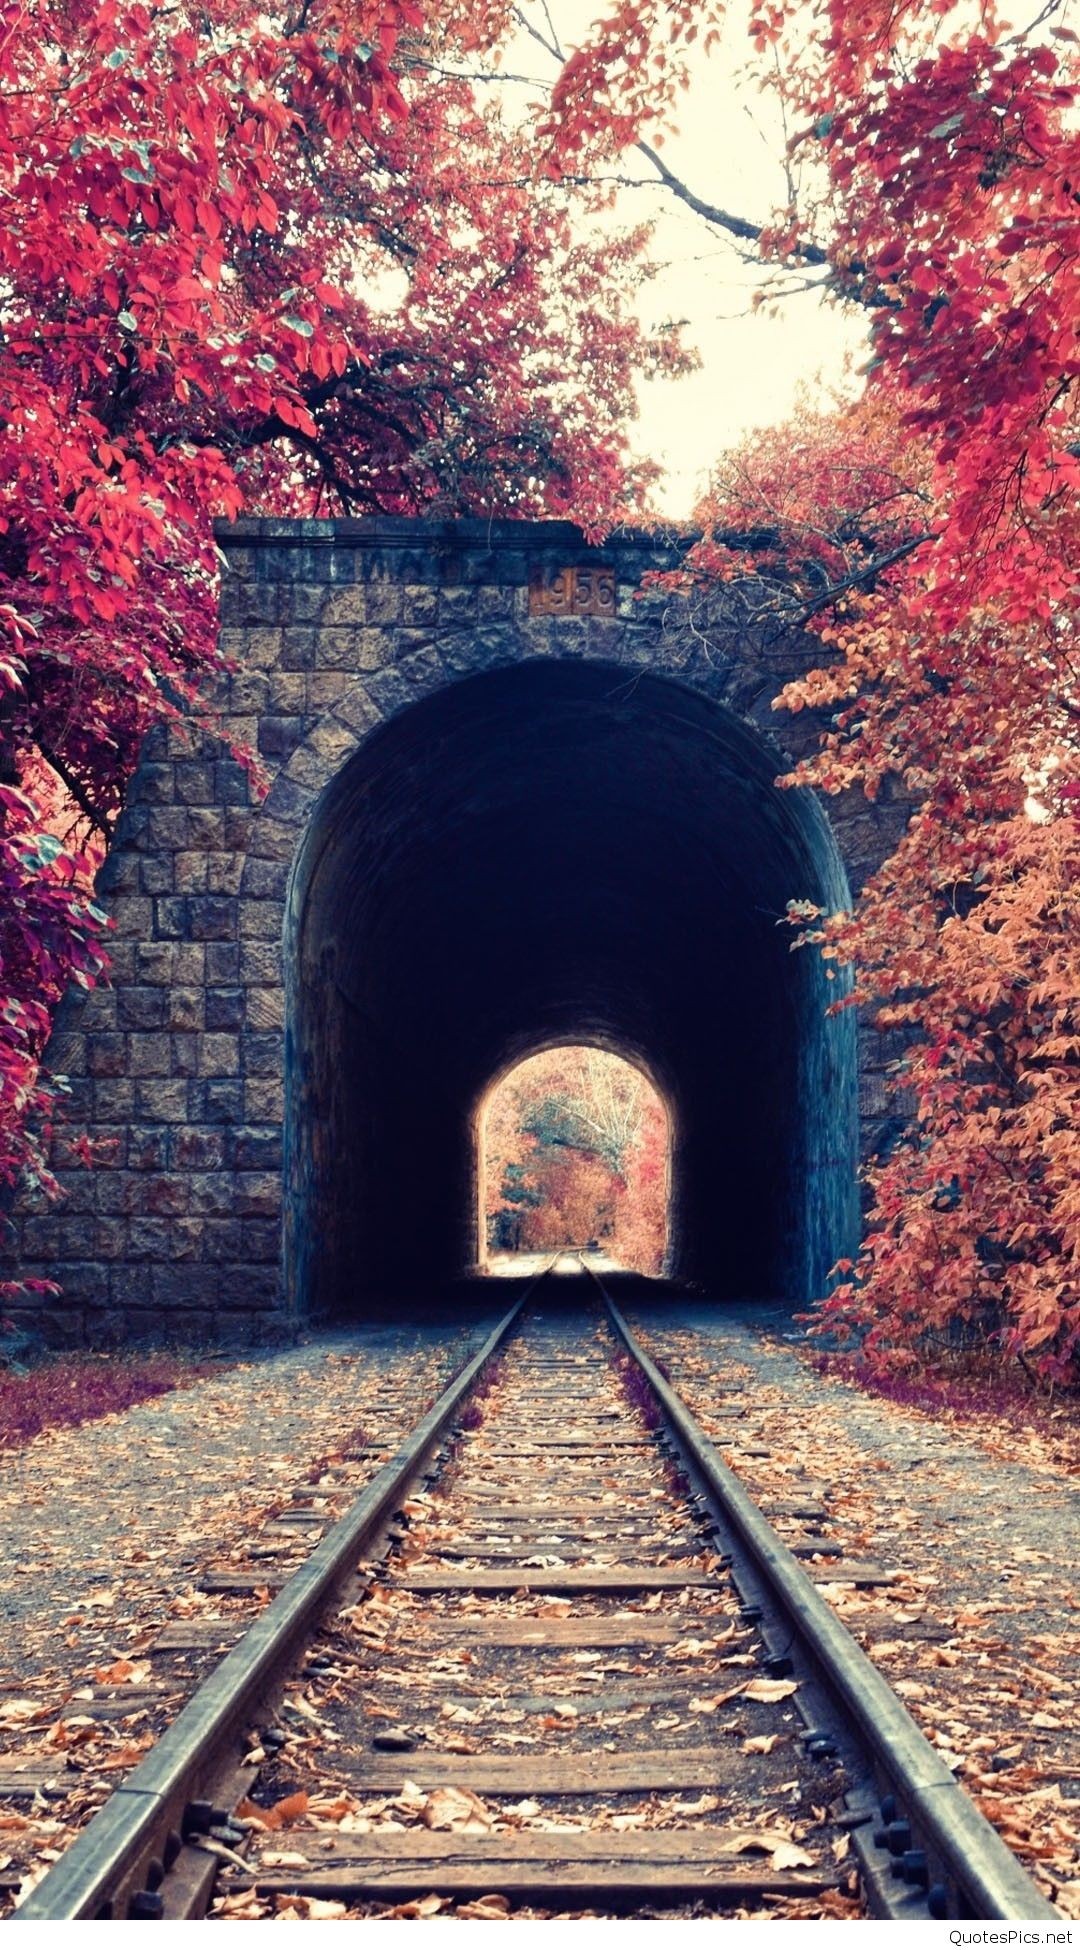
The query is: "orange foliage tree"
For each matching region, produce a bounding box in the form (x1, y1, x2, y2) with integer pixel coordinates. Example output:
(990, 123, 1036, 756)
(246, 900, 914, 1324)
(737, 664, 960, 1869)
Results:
(482, 1047, 667, 1272)
(684, 397, 1080, 1380)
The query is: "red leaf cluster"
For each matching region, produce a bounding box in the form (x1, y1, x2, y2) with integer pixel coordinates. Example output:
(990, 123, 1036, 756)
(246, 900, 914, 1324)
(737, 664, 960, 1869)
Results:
(0, 1349, 204, 1449)
(0, 2, 671, 1236)
(544, 3, 1080, 1380)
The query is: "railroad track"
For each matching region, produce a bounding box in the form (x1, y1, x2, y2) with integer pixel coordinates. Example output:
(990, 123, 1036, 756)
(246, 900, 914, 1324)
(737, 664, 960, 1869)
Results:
(13, 1262, 1059, 1922)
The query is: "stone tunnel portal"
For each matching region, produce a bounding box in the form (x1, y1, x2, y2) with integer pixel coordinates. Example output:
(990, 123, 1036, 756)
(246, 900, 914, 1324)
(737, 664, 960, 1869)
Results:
(285, 659, 858, 1315)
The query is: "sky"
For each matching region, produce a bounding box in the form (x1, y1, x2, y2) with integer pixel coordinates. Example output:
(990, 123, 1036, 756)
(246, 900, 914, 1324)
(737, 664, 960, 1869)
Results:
(506, 3, 870, 516)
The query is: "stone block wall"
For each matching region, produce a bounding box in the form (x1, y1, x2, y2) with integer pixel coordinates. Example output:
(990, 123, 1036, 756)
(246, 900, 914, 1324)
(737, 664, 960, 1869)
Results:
(1, 517, 912, 1342)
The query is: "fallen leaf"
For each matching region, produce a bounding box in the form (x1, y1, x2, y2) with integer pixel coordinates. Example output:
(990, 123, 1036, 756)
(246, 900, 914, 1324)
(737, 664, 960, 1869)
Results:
(729, 1828, 804, 1856)
(384, 1895, 447, 1918)
(743, 1677, 799, 1702)
(771, 1842, 816, 1870)
(0, 1700, 44, 1724)
(690, 1686, 744, 1712)
(215, 1892, 267, 1919)
(237, 1790, 309, 1832)
(421, 1785, 493, 1833)
(456, 1895, 512, 1919)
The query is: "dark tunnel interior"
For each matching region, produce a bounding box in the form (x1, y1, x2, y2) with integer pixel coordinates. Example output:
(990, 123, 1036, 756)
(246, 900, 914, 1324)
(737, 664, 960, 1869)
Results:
(284, 661, 858, 1313)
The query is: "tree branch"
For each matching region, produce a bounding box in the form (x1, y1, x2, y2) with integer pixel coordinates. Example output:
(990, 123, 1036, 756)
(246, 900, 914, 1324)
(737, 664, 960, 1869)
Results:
(507, 6, 835, 272)
(633, 136, 828, 265)
(790, 530, 939, 626)
(34, 739, 114, 841)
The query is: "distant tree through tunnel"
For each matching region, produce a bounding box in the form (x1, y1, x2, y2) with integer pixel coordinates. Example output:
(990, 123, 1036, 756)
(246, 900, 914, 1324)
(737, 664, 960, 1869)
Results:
(284, 659, 859, 1316)
(479, 1045, 670, 1272)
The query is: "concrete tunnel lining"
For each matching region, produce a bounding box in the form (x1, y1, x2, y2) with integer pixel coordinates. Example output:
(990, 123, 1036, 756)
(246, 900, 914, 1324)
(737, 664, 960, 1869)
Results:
(284, 659, 859, 1313)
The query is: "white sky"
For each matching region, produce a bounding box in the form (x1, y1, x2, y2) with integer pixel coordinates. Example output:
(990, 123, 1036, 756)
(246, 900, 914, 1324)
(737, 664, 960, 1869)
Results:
(508, 3, 870, 516)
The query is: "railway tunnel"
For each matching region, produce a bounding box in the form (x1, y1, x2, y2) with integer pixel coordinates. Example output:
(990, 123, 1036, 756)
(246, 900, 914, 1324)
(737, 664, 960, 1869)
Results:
(284, 659, 858, 1316)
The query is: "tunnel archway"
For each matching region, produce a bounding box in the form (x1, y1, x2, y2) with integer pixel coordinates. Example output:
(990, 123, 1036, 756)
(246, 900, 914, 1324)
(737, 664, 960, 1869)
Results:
(284, 659, 858, 1314)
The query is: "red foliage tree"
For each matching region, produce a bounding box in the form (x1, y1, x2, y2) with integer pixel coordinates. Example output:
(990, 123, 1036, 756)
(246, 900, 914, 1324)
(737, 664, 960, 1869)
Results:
(541, 3, 1080, 1379)
(0, 1, 672, 1241)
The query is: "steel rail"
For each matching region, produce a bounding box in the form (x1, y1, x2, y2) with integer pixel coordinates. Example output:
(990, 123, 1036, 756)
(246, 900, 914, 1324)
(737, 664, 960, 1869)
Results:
(596, 1274, 1058, 1922)
(14, 1283, 537, 1922)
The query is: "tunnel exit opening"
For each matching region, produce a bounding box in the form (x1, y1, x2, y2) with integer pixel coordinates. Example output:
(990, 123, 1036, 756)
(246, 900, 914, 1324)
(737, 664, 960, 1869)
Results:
(283, 659, 859, 1317)
(476, 1044, 671, 1275)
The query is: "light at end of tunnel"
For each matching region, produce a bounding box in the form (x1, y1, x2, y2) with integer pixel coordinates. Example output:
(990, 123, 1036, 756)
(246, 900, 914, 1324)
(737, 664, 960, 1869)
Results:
(477, 1044, 671, 1278)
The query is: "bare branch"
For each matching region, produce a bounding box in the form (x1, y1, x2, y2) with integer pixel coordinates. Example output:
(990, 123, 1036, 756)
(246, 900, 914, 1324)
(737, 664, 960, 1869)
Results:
(33, 739, 114, 842)
(790, 529, 938, 627)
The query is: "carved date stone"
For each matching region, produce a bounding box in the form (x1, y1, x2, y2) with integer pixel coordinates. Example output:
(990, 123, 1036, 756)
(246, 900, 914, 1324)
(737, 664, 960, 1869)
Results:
(528, 564, 617, 617)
